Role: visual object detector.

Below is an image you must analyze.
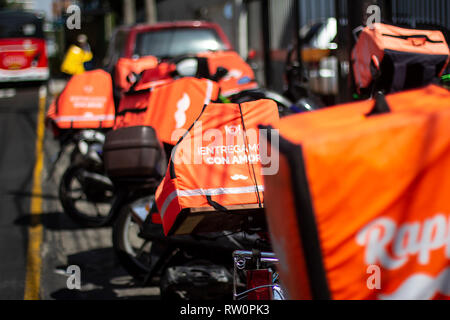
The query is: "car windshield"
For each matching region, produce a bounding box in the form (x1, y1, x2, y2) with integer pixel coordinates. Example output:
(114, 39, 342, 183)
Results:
(134, 28, 226, 59)
(0, 11, 44, 39)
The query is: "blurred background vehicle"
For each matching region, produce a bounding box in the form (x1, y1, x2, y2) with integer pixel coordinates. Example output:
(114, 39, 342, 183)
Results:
(104, 21, 232, 96)
(103, 21, 232, 73)
(298, 17, 339, 103)
(0, 10, 49, 83)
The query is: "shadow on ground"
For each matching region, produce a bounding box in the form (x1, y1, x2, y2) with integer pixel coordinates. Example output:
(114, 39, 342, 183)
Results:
(49, 247, 159, 300)
(13, 210, 100, 231)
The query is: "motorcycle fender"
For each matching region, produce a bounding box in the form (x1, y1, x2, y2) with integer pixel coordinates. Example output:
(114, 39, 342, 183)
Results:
(130, 196, 154, 226)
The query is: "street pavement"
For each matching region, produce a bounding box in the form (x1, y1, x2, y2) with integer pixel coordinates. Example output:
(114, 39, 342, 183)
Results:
(0, 85, 37, 299)
(0, 81, 159, 300)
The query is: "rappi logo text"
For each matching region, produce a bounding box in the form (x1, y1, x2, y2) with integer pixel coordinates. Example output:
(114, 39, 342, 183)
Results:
(356, 214, 450, 270)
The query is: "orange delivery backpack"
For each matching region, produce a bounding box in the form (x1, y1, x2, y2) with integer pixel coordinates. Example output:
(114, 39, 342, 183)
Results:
(137, 61, 176, 87)
(155, 99, 279, 236)
(262, 85, 450, 300)
(352, 23, 450, 94)
(46, 69, 115, 132)
(113, 78, 174, 131)
(197, 51, 259, 97)
(114, 56, 159, 92)
(114, 77, 219, 146)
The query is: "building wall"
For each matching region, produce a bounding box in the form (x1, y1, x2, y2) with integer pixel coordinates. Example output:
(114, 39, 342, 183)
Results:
(392, 0, 450, 30)
(149, 0, 450, 97)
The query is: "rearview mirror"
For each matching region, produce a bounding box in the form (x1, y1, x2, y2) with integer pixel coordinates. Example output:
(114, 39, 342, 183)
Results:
(126, 72, 138, 84)
(176, 58, 199, 78)
(212, 67, 229, 82)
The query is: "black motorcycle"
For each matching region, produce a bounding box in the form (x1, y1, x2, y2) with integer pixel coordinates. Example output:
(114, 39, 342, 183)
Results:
(49, 129, 116, 227)
(113, 195, 272, 300)
(110, 51, 320, 296)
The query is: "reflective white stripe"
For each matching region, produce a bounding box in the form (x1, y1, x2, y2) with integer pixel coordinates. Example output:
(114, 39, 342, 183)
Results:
(0, 67, 49, 82)
(178, 186, 264, 197)
(54, 115, 115, 123)
(160, 191, 179, 219)
(160, 185, 264, 218)
(203, 80, 214, 106)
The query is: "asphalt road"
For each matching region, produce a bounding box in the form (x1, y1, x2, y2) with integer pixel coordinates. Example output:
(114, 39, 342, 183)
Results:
(0, 85, 38, 299)
(0, 82, 159, 300)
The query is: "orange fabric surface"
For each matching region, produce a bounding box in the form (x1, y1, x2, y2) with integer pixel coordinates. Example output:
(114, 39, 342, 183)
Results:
(46, 69, 115, 129)
(114, 56, 159, 92)
(114, 77, 219, 145)
(352, 23, 450, 90)
(264, 85, 450, 300)
(198, 51, 259, 96)
(156, 99, 279, 235)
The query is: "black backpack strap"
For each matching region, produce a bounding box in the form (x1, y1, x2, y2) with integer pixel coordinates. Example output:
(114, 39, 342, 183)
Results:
(115, 107, 148, 116)
(391, 61, 407, 93)
(238, 103, 263, 209)
(366, 91, 391, 117)
(169, 104, 209, 179)
(206, 195, 228, 213)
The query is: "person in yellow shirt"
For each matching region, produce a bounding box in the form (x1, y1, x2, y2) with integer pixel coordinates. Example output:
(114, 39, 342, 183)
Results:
(61, 34, 94, 75)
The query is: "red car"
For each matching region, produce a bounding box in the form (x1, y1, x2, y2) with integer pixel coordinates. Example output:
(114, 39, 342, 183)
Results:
(0, 10, 49, 83)
(104, 21, 232, 73)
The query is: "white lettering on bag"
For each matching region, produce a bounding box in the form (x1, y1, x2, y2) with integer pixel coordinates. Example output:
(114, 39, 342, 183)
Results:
(378, 267, 450, 300)
(356, 214, 450, 270)
(225, 125, 241, 135)
(175, 93, 190, 129)
(231, 174, 248, 181)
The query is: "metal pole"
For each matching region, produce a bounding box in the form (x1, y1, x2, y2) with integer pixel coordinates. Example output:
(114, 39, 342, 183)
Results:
(261, 0, 272, 88)
(145, 0, 157, 24)
(123, 0, 136, 25)
(384, 0, 393, 23)
(235, 0, 249, 59)
(293, 0, 303, 70)
(345, 0, 389, 98)
(335, 0, 352, 103)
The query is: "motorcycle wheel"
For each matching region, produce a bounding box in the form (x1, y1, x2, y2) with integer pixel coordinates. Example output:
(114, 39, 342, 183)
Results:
(112, 202, 158, 282)
(59, 164, 115, 227)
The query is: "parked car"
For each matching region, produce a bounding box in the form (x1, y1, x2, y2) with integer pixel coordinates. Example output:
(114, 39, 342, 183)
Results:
(103, 21, 233, 92)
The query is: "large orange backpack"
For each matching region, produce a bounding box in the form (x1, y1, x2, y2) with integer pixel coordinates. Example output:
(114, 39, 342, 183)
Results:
(46, 69, 115, 130)
(114, 77, 219, 146)
(197, 51, 259, 97)
(137, 62, 176, 89)
(352, 23, 450, 94)
(114, 56, 159, 92)
(113, 79, 173, 131)
(155, 99, 279, 236)
(263, 85, 450, 300)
